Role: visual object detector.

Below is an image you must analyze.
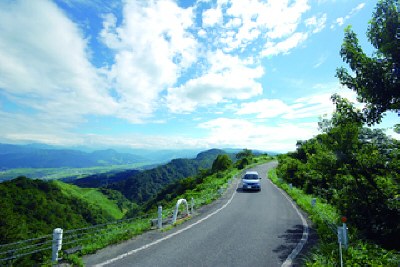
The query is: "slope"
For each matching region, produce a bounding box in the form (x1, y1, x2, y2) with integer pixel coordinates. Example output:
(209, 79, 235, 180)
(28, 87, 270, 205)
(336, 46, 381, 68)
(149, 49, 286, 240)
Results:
(0, 177, 128, 245)
(73, 149, 229, 204)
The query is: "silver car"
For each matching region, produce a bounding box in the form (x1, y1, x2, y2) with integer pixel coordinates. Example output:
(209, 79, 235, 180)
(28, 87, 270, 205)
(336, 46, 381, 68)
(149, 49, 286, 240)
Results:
(242, 171, 261, 191)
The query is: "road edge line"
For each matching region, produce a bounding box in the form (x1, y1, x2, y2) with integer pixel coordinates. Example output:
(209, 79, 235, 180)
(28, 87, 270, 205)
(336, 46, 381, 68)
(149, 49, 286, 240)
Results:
(94, 179, 240, 267)
(266, 177, 309, 267)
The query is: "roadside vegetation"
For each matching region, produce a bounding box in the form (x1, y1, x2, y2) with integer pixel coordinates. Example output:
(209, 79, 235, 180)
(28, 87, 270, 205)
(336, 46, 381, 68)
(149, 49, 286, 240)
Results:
(270, 1, 400, 265)
(268, 168, 399, 266)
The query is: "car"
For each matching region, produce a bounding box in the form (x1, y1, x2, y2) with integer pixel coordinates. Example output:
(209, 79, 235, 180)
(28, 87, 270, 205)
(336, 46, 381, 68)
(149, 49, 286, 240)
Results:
(241, 171, 261, 191)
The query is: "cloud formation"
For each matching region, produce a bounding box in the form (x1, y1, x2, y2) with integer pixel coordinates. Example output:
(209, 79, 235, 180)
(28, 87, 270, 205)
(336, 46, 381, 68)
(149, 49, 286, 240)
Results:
(0, 0, 116, 122)
(331, 2, 366, 28)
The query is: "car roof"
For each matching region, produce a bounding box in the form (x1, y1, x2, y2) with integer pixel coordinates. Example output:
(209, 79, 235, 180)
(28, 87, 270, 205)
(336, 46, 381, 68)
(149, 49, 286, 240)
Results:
(245, 171, 259, 175)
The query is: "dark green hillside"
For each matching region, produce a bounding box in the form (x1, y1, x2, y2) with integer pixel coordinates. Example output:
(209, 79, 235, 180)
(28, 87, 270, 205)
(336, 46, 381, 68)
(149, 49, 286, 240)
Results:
(0, 177, 122, 245)
(71, 149, 229, 204)
(69, 169, 141, 188)
(106, 149, 229, 203)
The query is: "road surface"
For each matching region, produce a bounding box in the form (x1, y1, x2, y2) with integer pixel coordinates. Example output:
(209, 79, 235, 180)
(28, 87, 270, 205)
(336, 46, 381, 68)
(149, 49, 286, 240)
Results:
(84, 162, 309, 267)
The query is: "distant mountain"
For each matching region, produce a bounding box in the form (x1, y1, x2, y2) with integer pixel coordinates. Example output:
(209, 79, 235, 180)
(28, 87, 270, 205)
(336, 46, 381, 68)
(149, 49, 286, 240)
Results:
(68, 149, 229, 203)
(0, 144, 145, 169)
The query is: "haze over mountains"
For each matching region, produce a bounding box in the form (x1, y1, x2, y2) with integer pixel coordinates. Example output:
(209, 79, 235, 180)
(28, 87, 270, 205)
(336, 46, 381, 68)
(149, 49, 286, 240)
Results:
(0, 143, 277, 170)
(0, 143, 202, 169)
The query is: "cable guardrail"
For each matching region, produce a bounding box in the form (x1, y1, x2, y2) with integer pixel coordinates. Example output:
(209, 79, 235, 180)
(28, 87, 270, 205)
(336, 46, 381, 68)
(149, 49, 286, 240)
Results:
(0, 174, 237, 265)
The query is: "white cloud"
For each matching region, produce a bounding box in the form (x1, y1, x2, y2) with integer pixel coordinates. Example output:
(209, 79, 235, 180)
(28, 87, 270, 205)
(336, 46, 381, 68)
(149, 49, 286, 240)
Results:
(194, 0, 314, 55)
(0, 0, 116, 120)
(262, 32, 308, 57)
(226, 0, 310, 39)
(101, 0, 198, 122)
(166, 51, 264, 113)
(331, 2, 366, 29)
(198, 118, 318, 152)
(305, 13, 327, 33)
(202, 6, 223, 27)
(236, 99, 289, 119)
(313, 55, 327, 68)
(235, 86, 360, 121)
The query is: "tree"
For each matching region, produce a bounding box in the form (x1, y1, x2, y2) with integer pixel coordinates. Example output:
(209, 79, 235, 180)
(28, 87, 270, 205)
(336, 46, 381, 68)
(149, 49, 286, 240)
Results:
(211, 155, 232, 173)
(236, 149, 253, 160)
(336, 0, 400, 125)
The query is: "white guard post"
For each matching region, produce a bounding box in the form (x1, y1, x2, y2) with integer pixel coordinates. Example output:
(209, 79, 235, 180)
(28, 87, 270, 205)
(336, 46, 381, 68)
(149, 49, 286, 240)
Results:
(52, 228, 63, 263)
(157, 205, 163, 229)
(172, 199, 189, 224)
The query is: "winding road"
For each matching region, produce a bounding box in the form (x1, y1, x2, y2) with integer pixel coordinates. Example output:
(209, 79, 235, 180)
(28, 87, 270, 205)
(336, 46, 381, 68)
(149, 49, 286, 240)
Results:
(84, 162, 309, 267)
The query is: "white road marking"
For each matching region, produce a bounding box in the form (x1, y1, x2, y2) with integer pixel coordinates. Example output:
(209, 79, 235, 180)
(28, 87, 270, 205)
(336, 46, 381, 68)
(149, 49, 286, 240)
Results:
(94, 180, 239, 267)
(266, 178, 309, 267)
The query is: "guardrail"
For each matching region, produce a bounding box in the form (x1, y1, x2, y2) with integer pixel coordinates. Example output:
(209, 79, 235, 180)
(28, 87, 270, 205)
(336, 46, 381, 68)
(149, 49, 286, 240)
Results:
(0, 177, 235, 265)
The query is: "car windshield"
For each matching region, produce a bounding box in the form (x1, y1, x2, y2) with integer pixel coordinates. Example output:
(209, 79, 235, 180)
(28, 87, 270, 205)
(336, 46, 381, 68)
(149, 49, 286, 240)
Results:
(244, 174, 259, 180)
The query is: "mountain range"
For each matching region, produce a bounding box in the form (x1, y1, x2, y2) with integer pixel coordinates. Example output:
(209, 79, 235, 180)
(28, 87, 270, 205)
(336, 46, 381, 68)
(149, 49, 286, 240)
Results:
(0, 143, 204, 169)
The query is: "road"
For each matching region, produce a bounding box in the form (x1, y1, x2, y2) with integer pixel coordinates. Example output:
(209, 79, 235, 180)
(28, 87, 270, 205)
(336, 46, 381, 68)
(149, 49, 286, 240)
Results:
(84, 162, 309, 267)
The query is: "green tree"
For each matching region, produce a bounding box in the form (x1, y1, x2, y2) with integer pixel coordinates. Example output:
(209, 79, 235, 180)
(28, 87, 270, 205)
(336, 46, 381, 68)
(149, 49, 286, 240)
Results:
(236, 149, 253, 160)
(336, 0, 400, 125)
(211, 155, 233, 173)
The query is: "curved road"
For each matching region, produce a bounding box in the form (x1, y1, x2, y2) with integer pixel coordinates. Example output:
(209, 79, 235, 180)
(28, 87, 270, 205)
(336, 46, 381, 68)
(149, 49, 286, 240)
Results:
(84, 162, 308, 267)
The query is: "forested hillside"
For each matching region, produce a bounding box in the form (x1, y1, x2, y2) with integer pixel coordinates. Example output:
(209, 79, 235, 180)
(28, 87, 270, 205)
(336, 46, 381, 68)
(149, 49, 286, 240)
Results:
(0, 177, 127, 244)
(70, 149, 230, 204)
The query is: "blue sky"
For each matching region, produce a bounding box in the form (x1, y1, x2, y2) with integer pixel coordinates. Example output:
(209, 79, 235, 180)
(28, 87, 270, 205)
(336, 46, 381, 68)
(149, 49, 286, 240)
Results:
(0, 0, 398, 152)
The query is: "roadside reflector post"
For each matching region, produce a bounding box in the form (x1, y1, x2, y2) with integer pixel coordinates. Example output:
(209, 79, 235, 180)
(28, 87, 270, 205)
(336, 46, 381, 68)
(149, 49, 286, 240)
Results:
(191, 197, 194, 215)
(337, 216, 348, 267)
(337, 226, 344, 267)
(311, 198, 316, 208)
(341, 216, 348, 249)
(157, 205, 163, 229)
(52, 228, 63, 263)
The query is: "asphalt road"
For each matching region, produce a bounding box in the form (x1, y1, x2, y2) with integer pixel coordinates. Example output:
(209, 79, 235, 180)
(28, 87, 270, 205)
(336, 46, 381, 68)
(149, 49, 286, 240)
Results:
(84, 162, 308, 267)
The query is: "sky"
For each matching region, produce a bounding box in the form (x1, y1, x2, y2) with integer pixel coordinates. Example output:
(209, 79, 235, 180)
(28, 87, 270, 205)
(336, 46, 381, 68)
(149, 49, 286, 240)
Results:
(0, 0, 398, 153)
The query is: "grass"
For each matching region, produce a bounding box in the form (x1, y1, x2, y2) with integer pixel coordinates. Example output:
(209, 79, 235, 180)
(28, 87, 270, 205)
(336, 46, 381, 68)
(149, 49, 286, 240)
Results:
(54, 181, 126, 219)
(268, 168, 400, 266)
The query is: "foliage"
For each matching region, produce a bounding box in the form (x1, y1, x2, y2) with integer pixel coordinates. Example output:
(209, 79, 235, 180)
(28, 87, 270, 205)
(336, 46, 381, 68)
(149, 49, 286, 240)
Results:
(73, 149, 229, 204)
(0, 177, 128, 265)
(268, 168, 400, 266)
(336, 0, 400, 125)
(277, 96, 400, 250)
(235, 149, 254, 169)
(211, 154, 233, 173)
(0, 177, 124, 245)
(54, 181, 130, 219)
